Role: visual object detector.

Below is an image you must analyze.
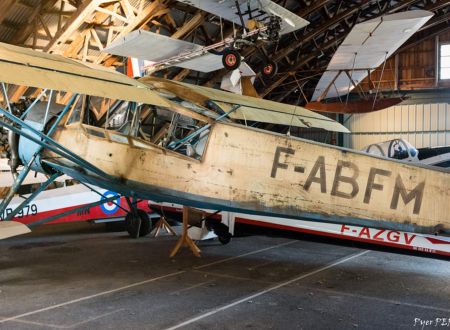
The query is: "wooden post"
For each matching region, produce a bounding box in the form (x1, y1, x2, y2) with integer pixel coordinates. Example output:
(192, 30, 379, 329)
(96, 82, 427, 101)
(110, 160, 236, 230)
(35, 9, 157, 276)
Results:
(169, 206, 201, 258)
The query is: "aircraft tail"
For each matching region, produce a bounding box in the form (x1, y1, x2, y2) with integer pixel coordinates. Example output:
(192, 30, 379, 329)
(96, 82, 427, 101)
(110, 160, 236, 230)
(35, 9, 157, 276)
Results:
(126, 57, 142, 78)
(0, 221, 31, 240)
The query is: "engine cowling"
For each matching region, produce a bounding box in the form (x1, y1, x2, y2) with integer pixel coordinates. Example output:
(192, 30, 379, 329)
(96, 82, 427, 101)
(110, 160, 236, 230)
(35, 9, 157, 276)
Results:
(17, 101, 65, 173)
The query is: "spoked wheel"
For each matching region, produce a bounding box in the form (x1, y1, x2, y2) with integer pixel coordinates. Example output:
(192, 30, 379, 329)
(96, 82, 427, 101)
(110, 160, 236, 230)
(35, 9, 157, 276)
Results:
(125, 209, 152, 238)
(222, 49, 241, 71)
(261, 60, 278, 78)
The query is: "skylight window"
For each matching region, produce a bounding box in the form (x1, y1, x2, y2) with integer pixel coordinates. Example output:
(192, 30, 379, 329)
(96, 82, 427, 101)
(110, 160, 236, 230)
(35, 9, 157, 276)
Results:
(440, 44, 450, 80)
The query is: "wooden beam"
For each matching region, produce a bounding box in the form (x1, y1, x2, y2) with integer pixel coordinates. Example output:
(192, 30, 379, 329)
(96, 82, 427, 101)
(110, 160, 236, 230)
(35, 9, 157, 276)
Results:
(171, 10, 206, 39)
(44, 0, 108, 53)
(13, 0, 58, 45)
(0, 0, 15, 26)
(296, 0, 332, 18)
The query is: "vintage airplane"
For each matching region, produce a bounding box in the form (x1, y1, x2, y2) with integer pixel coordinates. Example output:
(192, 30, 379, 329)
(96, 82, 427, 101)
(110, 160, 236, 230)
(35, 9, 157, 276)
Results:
(0, 42, 448, 258)
(305, 10, 433, 113)
(105, 0, 309, 78)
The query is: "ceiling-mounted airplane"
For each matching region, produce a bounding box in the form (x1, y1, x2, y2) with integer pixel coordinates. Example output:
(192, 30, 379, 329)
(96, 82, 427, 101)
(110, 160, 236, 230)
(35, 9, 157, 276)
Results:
(305, 10, 433, 114)
(106, 0, 309, 79)
(0, 42, 448, 253)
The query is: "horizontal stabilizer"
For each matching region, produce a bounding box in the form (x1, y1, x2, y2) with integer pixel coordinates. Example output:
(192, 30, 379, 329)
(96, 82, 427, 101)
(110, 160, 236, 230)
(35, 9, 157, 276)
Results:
(0, 221, 30, 240)
(312, 10, 433, 101)
(105, 30, 223, 73)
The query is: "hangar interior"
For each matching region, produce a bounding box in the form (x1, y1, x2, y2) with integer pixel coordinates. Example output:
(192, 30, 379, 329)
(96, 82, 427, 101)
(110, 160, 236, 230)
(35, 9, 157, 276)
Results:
(0, 1, 449, 329)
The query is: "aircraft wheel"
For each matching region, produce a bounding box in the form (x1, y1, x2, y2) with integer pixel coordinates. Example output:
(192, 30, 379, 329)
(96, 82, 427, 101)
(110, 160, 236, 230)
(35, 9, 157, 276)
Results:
(218, 232, 232, 245)
(126, 209, 152, 238)
(222, 49, 241, 71)
(213, 222, 232, 245)
(261, 60, 278, 78)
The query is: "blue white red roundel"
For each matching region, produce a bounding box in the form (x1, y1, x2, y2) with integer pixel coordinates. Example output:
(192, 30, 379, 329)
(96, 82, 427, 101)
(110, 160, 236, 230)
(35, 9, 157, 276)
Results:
(100, 191, 121, 215)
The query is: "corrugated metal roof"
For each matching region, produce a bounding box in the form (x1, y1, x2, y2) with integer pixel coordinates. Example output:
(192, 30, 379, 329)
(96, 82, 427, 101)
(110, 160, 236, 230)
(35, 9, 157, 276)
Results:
(0, 2, 34, 42)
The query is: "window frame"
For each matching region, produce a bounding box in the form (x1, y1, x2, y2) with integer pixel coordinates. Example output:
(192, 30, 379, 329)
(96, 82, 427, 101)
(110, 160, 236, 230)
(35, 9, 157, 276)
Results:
(439, 43, 450, 80)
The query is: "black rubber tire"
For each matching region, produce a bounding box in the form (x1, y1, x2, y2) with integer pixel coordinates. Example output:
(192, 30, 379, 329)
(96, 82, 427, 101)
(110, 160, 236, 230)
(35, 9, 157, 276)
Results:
(126, 209, 152, 238)
(222, 49, 241, 71)
(212, 222, 232, 245)
(218, 233, 232, 245)
(261, 60, 278, 78)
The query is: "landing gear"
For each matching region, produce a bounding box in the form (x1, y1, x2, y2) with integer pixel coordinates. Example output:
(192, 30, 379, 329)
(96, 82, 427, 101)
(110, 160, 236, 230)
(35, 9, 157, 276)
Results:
(205, 219, 232, 245)
(261, 60, 278, 78)
(125, 209, 152, 238)
(222, 48, 241, 71)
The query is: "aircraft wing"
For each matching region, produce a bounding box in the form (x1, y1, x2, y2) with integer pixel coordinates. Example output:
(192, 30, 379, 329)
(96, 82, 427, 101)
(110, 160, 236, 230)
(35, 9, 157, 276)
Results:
(311, 10, 433, 101)
(0, 42, 216, 123)
(170, 80, 350, 133)
(0, 42, 173, 107)
(105, 30, 224, 73)
(177, 0, 309, 34)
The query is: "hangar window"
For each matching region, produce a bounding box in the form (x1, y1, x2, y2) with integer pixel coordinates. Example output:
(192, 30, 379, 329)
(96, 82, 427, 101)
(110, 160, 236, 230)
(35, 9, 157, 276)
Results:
(440, 44, 450, 80)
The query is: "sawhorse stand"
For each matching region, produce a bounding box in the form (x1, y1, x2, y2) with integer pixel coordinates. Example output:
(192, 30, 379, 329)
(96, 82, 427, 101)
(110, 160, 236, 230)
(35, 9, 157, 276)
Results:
(170, 206, 201, 258)
(151, 216, 177, 237)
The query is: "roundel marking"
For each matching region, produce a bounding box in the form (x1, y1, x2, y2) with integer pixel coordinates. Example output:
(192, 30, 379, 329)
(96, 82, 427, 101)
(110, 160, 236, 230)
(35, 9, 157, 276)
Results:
(100, 191, 121, 215)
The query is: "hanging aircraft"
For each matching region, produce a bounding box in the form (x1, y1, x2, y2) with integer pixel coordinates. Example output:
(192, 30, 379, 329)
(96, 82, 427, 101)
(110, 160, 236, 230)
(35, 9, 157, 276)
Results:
(0, 42, 448, 258)
(105, 0, 309, 78)
(305, 10, 433, 114)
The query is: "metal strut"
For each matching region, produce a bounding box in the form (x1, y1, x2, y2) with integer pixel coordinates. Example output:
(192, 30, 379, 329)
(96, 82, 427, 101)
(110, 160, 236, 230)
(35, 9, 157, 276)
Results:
(3, 173, 61, 221)
(169, 105, 241, 150)
(79, 182, 128, 213)
(0, 93, 115, 217)
(0, 106, 111, 179)
(372, 51, 388, 110)
(28, 196, 119, 228)
(0, 95, 76, 216)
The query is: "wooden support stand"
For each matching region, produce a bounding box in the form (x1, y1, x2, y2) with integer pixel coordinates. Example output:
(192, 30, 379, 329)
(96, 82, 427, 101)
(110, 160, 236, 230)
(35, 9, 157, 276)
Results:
(170, 206, 201, 258)
(151, 216, 177, 237)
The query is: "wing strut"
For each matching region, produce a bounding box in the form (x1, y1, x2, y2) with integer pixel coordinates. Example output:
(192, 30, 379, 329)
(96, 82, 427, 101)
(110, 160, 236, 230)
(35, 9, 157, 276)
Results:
(0, 92, 77, 217)
(372, 51, 388, 110)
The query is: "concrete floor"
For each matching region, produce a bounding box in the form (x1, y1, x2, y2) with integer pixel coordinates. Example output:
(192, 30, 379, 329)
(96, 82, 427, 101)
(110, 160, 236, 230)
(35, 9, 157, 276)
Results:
(0, 223, 449, 330)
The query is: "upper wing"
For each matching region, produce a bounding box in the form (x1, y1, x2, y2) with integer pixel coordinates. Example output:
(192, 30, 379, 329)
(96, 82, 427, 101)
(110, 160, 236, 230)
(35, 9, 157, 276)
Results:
(142, 77, 349, 133)
(177, 0, 309, 35)
(0, 42, 214, 123)
(0, 42, 171, 107)
(105, 30, 224, 73)
(311, 10, 433, 101)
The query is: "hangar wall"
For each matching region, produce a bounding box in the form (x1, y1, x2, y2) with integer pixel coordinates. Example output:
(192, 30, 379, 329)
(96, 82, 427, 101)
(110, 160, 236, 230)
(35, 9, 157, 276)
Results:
(342, 28, 450, 151)
(344, 100, 450, 150)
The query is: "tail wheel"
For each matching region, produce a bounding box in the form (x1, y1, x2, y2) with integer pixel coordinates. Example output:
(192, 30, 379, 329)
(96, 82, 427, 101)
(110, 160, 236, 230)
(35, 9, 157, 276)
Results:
(207, 221, 232, 245)
(222, 49, 241, 71)
(126, 209, 152, 238)
(261, 60, 278, 78)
